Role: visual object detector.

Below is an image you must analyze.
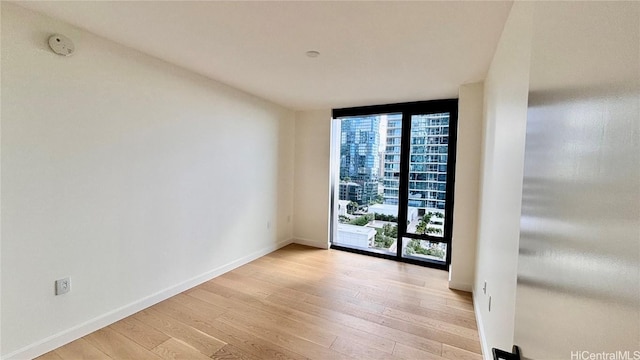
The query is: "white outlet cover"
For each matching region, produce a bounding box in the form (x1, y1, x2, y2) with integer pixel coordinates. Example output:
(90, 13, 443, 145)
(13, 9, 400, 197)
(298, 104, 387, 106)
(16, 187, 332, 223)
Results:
(55, 277, 71, 295)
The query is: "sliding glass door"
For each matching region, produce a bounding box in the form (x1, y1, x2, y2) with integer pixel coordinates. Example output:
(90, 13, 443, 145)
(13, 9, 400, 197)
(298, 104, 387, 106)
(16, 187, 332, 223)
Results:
(330, 100, 457, 269)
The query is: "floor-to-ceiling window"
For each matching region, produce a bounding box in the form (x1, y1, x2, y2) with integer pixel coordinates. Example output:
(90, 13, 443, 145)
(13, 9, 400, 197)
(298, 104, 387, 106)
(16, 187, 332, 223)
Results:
(330, 100, 458, 269)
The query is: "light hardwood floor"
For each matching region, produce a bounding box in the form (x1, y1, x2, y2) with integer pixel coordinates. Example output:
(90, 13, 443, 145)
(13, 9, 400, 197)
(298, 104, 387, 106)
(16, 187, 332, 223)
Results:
(37, 244, 482, 360)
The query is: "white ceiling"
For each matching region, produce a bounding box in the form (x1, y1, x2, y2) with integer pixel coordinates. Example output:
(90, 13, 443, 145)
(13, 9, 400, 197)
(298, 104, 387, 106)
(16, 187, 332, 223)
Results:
(17, 1, 513, 110)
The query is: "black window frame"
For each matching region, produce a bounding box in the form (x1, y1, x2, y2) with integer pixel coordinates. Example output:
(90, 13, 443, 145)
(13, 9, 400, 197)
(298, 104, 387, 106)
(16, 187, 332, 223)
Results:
(331, 99, 458, 270)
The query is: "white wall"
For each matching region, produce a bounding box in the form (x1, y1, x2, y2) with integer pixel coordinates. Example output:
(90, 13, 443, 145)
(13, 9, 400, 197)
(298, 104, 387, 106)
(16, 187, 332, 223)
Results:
(292, 110, 331, 249)
(473, 2, 533, 357)
(1, 4, 294, 358)
(449, 82, 483, 292)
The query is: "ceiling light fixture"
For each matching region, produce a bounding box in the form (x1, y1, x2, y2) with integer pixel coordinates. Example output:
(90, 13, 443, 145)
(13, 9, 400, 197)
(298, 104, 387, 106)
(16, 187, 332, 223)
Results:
(306, 50, 320, 58)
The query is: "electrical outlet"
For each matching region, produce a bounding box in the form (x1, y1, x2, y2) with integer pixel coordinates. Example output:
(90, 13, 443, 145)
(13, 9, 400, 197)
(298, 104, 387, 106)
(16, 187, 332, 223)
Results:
(483, 281, 487, 294)
(267, 221, 271, 230)
(55, 277, 71, 295)
(488, 296, 492, 312)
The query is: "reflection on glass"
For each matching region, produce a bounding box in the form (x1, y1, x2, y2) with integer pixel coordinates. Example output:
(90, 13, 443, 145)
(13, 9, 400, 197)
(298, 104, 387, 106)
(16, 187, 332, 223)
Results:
(405, 113, 450, 238)
(334, 113, 401, 255)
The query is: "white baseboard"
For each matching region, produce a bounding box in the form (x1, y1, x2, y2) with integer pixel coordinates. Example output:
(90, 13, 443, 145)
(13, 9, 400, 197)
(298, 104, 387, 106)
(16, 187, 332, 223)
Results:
(292, 237, 329, 249)
(448, 281, 472, 292)
(473, 289, 491, 360)
(2, 238, 293, 360)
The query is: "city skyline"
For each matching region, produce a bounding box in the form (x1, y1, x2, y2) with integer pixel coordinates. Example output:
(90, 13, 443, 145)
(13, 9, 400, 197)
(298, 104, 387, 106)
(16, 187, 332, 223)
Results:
(335, 111, 451, 261)
(338, 113, 450, 213)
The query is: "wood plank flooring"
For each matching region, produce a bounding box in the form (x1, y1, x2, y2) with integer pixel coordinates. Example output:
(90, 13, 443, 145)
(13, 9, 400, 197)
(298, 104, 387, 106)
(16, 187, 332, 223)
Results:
(36, 244, 482, 360)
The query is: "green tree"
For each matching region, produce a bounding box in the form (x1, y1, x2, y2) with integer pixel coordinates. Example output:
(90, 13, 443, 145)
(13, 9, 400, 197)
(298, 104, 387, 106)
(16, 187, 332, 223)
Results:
(374, 213, 398, 222)
(426, 227, 442, 234)
(415, 213, 433, 235)
(347, 201, 359, 215)
(382, 224, 398, 238)
(374, 229, 395, 249)
(405, 239, 445, 259)
(370, 194, 384, 205)
(405, 239, 421, 255)
(349, 214, 373, 226)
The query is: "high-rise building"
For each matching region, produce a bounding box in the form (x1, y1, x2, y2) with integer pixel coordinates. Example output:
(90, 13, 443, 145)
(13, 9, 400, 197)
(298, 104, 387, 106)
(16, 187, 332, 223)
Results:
(339, 116, 380, 181)
(382, 114, 402, 206)
(338, 182, 362, 203)
(339, 116, 381, 204)
(383, 113, 449, 211)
